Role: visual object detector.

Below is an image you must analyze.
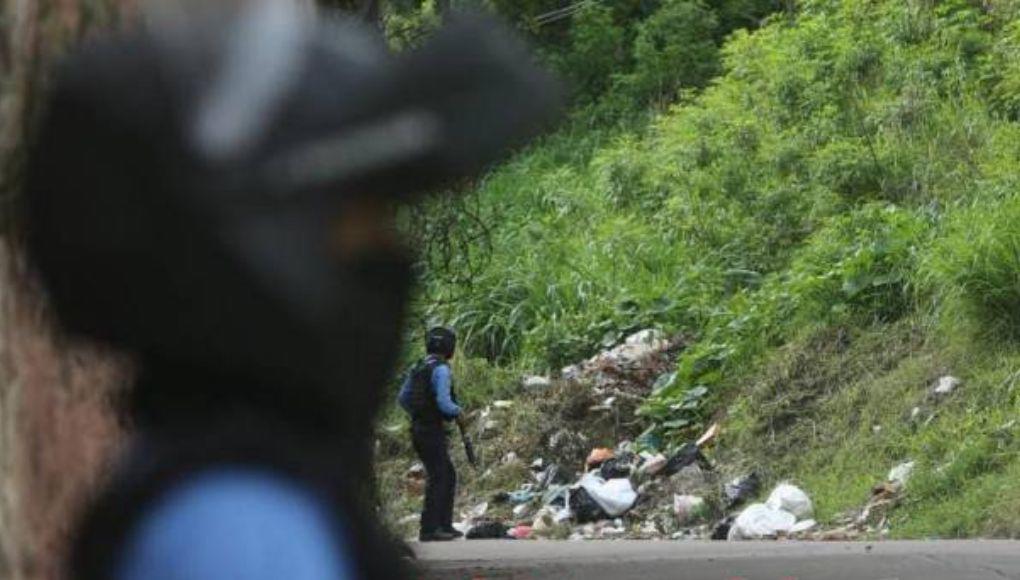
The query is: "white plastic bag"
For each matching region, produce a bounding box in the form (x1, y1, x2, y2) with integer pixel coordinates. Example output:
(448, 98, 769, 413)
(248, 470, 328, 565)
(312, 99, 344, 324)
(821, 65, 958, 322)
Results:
(888, 461, 915, 487)
(728, 503, 796, 540)
(791, 519, 817, 534)
(765, 483, 813, 519)
(577, 473, 637, 517)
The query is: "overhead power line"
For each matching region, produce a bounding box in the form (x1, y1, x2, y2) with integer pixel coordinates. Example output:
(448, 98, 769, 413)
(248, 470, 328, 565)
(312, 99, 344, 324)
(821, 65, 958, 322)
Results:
(532, 0, 596, 27)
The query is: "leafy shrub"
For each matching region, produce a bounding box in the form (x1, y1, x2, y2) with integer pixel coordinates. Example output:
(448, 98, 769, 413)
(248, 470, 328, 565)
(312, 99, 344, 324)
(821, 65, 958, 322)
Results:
(920, 196, 1020, 340)
(625, 0, 721, 103)
(784, 204, 928, 325)
(559, 4, 627, 101)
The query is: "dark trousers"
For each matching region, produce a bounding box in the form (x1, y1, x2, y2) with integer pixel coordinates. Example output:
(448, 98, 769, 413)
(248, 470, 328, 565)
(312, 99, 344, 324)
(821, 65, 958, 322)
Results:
(411, 424, 456, 533)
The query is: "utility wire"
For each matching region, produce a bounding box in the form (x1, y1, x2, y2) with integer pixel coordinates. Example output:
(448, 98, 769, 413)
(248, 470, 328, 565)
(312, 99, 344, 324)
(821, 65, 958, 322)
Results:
(532, 0, 597, 27)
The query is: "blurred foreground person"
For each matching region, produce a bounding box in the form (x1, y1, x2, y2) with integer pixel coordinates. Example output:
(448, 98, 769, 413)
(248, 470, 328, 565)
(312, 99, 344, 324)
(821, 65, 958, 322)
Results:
(24, 2, 559, 578)
(398, 327, 463, 541)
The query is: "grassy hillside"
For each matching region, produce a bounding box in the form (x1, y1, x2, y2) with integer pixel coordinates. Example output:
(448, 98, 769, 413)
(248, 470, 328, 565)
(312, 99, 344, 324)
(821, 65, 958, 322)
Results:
(387, 0, 1020, 538)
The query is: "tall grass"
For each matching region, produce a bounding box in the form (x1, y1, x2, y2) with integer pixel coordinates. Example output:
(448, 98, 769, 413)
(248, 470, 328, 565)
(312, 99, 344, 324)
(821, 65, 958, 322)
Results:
(920, 196, 1020, 341)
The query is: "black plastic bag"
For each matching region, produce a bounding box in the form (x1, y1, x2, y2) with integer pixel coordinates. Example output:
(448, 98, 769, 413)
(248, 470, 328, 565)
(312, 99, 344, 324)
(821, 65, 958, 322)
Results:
(569, 487, 609, 523)
(466, 520, 509, 540)
(599, 453, 635, 479)
(723, 472, 760, 509)
(662, 443, 713, 477)
(711, 516, 735, 540)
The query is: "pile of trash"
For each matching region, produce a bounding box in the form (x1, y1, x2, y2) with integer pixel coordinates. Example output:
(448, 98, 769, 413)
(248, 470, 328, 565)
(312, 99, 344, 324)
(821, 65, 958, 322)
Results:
(446, 422, 736, 540)
(397, 329, 824, 541)
(561, 329, 683, 396)
(391, 329, 916, 542)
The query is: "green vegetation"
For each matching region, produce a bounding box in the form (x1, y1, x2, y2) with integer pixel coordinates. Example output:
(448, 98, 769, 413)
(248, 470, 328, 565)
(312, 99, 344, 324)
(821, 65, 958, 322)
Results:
(384, 0, 1020, 537)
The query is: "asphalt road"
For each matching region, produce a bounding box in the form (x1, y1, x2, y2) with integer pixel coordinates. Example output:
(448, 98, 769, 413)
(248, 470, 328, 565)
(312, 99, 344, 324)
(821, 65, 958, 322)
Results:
(413, 540, 1020, 579)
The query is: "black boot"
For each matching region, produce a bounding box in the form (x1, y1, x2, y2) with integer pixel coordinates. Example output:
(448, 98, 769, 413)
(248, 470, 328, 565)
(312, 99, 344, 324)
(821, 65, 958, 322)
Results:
(419, 530, 457, 542)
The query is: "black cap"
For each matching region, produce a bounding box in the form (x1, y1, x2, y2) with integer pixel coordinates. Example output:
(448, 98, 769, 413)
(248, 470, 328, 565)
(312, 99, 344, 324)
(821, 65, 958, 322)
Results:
(426, 327, 456, 357)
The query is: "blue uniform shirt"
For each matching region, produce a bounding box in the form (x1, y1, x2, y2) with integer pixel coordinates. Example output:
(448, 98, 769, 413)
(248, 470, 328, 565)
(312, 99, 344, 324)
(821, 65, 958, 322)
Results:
(117, 469, 357, 580)
(398, 359, 461, 418)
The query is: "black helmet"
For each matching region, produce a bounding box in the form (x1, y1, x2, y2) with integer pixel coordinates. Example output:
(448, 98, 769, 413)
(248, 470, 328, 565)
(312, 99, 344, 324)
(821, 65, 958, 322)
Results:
(25, 3, 558, 413)
(426, 327, 456, 357)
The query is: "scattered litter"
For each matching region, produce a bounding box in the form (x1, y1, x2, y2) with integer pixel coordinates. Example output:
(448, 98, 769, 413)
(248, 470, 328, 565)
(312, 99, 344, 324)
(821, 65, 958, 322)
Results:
(765, 483, 813, 520)
(723, 472, 760, 509)
(530, 458, 544, 471)
(523, 375, 553, 391)
(503, 452, 519, 465)
(542, 484, 570, 508)
(636, 430, 663, 452)
(492, 400, 514, 409)
(673, 495, 707, 525)
(888, 461, 915, 488)
(932, 375, 961, 396)
(508, 489, 536, 505)
(818, 526, 861, 541)
(640, 520, 660, 536)
(589, 396, 618, 413)
(728, 503, 796, 540)
(548, 429, 589, 455)
(638, 453, 668, 476)
(466, 520, 509, 540)
(532, 509, 553, 532)
(508, 525, 533, 539)
(406, 462, 426, 480)
(561, 365, 582, 382)
(845, 470, 908, 531)
(626, 328, 670, 347)
(578, 473, 638, 517)
(910, 407, 922, 421)
(397, 514, 419, 526)
(696, 423, 721, 447)
(791, 519, 817, 534)
(602, 524, 626, 538)
(464, 502, 489, 520)
(532, 506, 571, 532)
(452, 521, 471, 534)
(586, 448, 615, 470)
(512, 504, 532, 518)
(536, 463, 570, 490)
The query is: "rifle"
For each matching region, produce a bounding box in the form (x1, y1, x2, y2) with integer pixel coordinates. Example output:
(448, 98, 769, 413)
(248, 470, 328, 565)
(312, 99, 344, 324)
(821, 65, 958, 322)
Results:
(457, 418, 478, 468)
